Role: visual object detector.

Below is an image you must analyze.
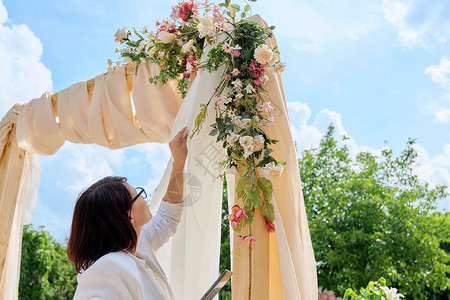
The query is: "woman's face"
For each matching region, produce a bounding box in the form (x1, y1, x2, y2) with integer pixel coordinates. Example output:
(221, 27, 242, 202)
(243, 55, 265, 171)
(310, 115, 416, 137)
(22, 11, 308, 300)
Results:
(123, 182, 152, 231)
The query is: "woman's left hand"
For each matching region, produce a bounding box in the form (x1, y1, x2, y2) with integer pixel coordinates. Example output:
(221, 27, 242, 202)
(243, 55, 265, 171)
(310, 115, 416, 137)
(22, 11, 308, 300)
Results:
(169, 127, 188, 164)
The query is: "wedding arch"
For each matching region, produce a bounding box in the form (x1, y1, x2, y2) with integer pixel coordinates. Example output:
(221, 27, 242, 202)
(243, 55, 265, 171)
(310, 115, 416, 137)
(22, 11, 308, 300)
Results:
(0, 13, 317, 300)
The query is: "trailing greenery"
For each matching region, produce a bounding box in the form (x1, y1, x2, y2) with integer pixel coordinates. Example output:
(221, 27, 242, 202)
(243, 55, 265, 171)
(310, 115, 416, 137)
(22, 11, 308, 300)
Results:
(299, 124, 450, 299)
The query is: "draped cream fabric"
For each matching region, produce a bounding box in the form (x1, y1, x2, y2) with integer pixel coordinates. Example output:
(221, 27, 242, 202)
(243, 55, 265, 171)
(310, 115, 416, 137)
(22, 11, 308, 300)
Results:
(0, 14, 317, 300)
(0, 106, 40, 299)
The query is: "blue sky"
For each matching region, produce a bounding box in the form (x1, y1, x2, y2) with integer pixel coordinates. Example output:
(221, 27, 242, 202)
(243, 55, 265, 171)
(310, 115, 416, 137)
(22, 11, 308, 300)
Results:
(1, 0, 449, 240)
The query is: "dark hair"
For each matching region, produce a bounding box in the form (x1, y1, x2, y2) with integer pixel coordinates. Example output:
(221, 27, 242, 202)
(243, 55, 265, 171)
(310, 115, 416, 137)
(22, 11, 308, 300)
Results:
(67, 176, 137, 273)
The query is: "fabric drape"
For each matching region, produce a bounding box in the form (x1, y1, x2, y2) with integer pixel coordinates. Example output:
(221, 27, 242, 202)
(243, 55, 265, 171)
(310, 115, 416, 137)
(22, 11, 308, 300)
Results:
(0, 106, 40, 299)
(0, 14, 317, 300)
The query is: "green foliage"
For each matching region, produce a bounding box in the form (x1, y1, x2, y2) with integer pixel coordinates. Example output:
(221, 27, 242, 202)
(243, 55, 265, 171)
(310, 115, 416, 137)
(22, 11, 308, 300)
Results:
(219, 178, 232, 299)
(344, 277, 405, 300)
(19, 225, 77, 300)
(299, 124, 450, 299)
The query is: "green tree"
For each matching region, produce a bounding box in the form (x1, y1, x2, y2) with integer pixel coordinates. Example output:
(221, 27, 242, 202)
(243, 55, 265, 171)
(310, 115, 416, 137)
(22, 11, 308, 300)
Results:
(299, 124, 450, 299)
(19, 225, 77, 300)
(220, 177, 232, 300)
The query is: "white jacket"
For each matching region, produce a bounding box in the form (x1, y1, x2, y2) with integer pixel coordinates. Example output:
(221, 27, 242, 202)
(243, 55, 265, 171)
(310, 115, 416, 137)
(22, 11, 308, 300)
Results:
(73, 201, 184, 300)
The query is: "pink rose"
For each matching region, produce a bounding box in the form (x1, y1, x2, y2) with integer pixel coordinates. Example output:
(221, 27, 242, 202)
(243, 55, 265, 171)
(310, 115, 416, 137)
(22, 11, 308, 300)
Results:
(180, 2, 194, 22)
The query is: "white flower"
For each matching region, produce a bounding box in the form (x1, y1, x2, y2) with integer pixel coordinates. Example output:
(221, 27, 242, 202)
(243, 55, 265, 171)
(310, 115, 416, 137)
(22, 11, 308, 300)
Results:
(157, 31, 176, 43)
(226, 165, 238, 175)
(123, 57, 132, 64)
(224, 96, 233, 104)
(245, 84, 256, 94)
(269, 54, 280, 65)
(181, 39, 195, 53)
(227, 132, 240, 144)
(243, 144, 255, 158)
(235, 92, 243, 99)
(239, 136, 254, 148)
(261, 101, 274, 112)
(267, 116, 274, 123)
(106, 59, 114, 71)
(233, 44, 242, 50)
(231, 68, 240, 77)
(231, 116, 244, 127)
(380, 287, 405, 300)
(114, 27, 129, 43)
(197, 16, 214, 38)
(252, 135, 265, 151)
(241, 118, 251, 126)
(254, 44, 273, 65)
(261, 162, 284, 179)
(232, 79, 242, 89)
(274, 61, 286, 73)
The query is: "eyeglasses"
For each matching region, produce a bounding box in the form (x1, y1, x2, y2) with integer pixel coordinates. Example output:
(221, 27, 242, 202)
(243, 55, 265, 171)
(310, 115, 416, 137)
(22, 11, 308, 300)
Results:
(131, 187, 147, 205)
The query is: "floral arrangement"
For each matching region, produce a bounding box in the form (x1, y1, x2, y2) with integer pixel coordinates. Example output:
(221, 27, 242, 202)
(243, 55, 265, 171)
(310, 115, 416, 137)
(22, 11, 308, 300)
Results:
(343, 278, 405, 300)
(111, 0, 286, 242)
(318, 287, 343, 300)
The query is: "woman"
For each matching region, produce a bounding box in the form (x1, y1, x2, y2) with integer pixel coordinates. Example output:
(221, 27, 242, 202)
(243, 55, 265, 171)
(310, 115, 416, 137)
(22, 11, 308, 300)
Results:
(68, 127, 189, 300)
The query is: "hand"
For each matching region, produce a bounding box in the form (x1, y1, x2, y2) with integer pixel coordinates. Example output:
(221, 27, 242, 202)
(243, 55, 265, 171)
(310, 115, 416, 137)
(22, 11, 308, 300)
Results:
(169, 127, 188, 164)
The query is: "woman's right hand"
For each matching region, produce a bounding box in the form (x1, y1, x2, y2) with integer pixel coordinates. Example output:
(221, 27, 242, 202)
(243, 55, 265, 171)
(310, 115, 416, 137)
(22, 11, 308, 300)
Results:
(169, 127, 189, 164)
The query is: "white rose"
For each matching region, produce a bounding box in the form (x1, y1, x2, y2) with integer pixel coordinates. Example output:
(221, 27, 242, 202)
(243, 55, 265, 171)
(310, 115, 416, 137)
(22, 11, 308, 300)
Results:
(254, 44, 273, 65)
(157, 31, 176, 43)
(197, 17, 214, 38)
(252, 135, 265, 151)
(114, 27, 129, 43)
(261, 162, 284, 179)
(226, 133, 240, 144)
(239, 136, 254, 148)
(181, 39, 195, 53)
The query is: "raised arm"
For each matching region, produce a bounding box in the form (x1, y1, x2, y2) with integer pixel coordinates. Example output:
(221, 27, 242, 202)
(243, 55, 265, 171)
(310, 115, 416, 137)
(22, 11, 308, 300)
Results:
(140, 127, 189, 251)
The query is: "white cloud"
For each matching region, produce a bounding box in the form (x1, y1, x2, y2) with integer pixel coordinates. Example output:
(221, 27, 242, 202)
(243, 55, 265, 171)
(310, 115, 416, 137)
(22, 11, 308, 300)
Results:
(59, 143, 126, 193)
(256, 0, 380, 52)
(425, 57, 450, 89)
(131, 143, 171, 194)
(0, 0, 52, 117)
(433, 109, 450, 123)
(381, 0, 450, 48)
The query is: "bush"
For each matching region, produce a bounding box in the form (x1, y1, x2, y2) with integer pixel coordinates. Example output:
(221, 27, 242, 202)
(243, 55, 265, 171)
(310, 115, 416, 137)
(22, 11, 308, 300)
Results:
(19, 225, 77, 300)
(299, 125, 450, 299)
